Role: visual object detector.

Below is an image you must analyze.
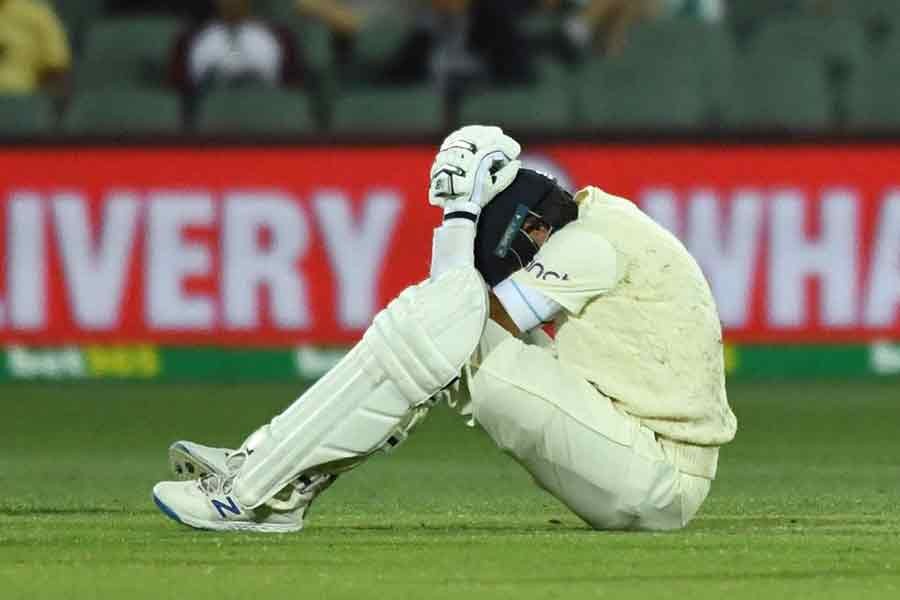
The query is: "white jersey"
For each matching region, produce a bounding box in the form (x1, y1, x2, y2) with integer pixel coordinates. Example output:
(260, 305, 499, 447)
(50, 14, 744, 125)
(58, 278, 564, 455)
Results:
(509, 187, 737, 449)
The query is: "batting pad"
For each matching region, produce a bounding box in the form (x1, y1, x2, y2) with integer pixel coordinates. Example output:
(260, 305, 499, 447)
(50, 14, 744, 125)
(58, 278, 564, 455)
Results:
(233, 267, 489, 509)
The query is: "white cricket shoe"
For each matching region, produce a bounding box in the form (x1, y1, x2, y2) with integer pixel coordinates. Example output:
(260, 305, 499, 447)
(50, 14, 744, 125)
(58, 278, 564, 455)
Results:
(168, 441, 233, 480)
(153, 474, 300, 532)
(153, 472, 336, 533)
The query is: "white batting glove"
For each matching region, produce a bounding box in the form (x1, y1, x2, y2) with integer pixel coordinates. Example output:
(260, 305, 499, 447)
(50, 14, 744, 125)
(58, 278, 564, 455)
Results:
(429, 125, 522, 220)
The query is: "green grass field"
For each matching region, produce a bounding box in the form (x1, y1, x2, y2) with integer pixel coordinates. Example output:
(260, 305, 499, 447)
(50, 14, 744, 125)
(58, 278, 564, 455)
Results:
(2, 379, 899, 599)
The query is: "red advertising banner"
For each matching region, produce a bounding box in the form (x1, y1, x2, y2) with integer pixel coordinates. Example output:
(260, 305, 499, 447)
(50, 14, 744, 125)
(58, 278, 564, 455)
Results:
(0, 144, 898, 345)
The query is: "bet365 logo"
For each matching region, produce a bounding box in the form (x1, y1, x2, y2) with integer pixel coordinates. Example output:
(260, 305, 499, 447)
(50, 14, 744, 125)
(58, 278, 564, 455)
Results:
(5, 345, 160, 379)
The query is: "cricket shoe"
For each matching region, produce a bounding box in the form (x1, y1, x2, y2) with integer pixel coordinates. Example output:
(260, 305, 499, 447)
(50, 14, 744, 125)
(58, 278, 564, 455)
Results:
(153, 472, 335, 533)
(168, 441, 234, 480)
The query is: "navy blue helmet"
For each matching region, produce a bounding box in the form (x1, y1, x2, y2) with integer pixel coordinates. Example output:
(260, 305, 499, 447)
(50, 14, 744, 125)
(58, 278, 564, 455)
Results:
(474, 169, 578, 287)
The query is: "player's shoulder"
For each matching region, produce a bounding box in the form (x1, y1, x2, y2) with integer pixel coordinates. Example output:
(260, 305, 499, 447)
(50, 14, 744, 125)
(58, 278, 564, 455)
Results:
(547, 217, 614, 252)
(542, 188, 618, 246)
(552, 187, 626, 248)
(528, 214, 618, 281)
(575, 185, 667, 239)
(574, 186, 640, 216)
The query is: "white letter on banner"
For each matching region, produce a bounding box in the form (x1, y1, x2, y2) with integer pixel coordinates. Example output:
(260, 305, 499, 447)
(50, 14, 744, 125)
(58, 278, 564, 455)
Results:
(9, 192, 46, 330)
(52, 193, 140, 329)
(865, 192, 900, 327)
(769, 189, 859, 327)
(686, 190, 764, 328)
(314, 190, 401, 329)
(146, 193, 215, 329)
(223, 192, 309, 329)
(639, 188, 680, 236)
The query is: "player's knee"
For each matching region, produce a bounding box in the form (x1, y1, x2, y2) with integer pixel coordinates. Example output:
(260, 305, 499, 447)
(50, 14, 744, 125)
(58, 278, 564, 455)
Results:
(473, 403, 530, 457)
(364, 267, 488, 404)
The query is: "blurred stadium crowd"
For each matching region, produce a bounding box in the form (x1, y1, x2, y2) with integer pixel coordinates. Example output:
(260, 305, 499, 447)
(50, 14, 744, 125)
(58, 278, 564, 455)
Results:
(1, 0, 899, 137)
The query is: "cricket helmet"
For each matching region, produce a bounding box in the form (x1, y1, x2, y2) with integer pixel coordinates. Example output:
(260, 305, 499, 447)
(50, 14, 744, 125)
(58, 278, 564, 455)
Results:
(474, 168, 578, 287)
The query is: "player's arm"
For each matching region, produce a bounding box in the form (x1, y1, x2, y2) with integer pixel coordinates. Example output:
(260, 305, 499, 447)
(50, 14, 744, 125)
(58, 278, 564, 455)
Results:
(489, 293, 521, 337)
(490, 280, 562, 337)
(502, 223, 620, 326)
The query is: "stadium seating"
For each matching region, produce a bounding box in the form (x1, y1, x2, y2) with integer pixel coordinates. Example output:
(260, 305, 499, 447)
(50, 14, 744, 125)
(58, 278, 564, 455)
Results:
(331, 87, 443, 135)
(292, 21, 338, 126)
(722, 53, 831, 131)
(0, 95, 55, 136)
(354, 17, 412, 69)
(727, 0, 803, 36)
(575, 55, 707, 130)
(341, 16, 414, 85)
(296, 21, 335, 77)
(63, 89, 181, 135)
(624, 19, 737, 119)
(534, 57, 575, 89)
(196, 89, 317, 135)
(848, 52, 900, 130)
(78, 17, 182, 89)
(750, 17, 868, 77)
(52, 0, 105, 48)
(833, 0, 900, 28)
(460, 85, 571, 133)
(253, 2, 334, 75)
(26, 6, 900, 137)
(520, 11, 563, 40)
(256, 0, 297, 22)
(749, 16, 869, 125)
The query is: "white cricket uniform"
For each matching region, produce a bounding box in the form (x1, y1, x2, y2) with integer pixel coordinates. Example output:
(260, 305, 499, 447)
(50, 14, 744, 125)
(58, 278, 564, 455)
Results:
(469, 187, 737, 531)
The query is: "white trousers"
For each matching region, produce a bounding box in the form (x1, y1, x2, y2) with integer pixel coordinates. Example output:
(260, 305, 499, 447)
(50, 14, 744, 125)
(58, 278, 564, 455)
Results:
(468, 322, 712, 531)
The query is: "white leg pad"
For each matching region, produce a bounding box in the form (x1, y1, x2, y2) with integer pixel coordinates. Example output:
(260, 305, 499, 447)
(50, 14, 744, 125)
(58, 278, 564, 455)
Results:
(233, 267, 488, 509)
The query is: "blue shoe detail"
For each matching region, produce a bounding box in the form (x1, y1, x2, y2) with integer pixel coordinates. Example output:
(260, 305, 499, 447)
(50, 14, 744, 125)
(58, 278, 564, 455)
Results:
(212, 496, 242, 519)
(153, 494, 184, 525)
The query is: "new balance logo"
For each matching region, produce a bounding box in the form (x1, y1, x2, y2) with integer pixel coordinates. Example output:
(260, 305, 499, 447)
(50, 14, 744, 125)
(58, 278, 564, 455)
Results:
(212, 496, 242, 519)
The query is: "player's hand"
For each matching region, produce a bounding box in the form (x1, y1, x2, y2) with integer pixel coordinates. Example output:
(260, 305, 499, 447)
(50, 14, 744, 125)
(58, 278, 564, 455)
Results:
(429, 125, 522, 218)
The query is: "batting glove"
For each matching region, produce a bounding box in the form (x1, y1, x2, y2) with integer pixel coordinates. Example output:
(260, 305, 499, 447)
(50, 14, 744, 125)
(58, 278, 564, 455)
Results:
(429, 125, 522, 221)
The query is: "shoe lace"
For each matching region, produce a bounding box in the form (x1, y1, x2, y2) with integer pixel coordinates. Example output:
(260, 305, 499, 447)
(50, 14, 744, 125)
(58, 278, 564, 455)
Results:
(224, 450, 247, 474)
(198, 473, 234, 496)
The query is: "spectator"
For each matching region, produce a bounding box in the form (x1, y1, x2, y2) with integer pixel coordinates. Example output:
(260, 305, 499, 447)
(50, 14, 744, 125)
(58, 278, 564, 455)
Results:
(296, 0, 420, 36)
(379, 0, 537, 89)
(553, 0, 656, 56)
(522, 0, 593, 64)
(661, 0, 725, 21)
(559, 0, 724, 56)
(170, 0, 304, 94)
(295, 0, 423, 67)
(0, 0, 71, 95)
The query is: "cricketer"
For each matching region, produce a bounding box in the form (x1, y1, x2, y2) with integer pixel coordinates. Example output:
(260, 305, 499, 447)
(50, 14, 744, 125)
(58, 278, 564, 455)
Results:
(152, 125, 738, 532)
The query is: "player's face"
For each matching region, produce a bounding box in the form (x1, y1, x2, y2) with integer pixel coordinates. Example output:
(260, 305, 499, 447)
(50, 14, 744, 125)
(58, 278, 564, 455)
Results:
(523, 217, 552, 249)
